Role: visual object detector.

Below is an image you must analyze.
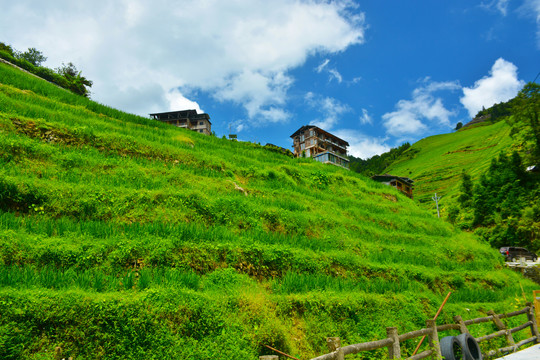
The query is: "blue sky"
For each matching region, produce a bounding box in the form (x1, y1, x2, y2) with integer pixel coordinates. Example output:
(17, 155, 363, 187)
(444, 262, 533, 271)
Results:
(1, 0, 539, 158)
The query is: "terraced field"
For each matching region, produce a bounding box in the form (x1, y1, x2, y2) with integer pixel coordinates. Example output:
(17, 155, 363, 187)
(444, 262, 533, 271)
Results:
(0, 61, 536, 360)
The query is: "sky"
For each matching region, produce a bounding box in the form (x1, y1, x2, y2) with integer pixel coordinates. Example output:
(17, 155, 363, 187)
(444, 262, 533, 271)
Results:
(1, 0, 539, 159)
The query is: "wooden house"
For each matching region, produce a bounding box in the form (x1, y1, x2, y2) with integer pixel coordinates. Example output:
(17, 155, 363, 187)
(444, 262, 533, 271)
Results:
(150, 110, 212, 135)
(290, 125, 349, 169)
(371, 174, 414, 199)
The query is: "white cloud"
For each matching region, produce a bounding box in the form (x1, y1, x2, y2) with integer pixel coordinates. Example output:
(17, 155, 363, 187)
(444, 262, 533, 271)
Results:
(0, 0, 366, 123)
(166, 89, 203, 113)
(460, 58, 525, 118)
(359, 108, 372, 125)
(480, 0, 510, 16)
(316, 59, 330, 73)
(214, 69, 293, 122)
(305, 92, 351, 130)
(315, 58, 343, 83)
(332, 129, 390, 159)
(520, 0, 540, 48)
(328, 69, 343, 83)
(382, 80, 460, 137)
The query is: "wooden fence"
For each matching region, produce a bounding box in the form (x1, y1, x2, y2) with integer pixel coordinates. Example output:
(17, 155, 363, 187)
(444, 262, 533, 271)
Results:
(260, 302, 540, 360)
(309, 303, 539, 360)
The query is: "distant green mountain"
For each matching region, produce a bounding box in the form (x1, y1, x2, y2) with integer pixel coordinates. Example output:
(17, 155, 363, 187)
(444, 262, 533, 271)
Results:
(0, 60, 536, 360)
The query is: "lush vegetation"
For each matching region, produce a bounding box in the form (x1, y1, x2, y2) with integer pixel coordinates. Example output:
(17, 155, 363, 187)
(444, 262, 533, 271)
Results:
(348, 142, 411, 176)
(0, 61, 537, 360)
(473, 100, 514, 124)
(384, 120, 515, 209)
(448, 84, 540, 251)
(384, 83, 540, 253)
(448, 152, 540, 251)
(0, 42, 92, 97)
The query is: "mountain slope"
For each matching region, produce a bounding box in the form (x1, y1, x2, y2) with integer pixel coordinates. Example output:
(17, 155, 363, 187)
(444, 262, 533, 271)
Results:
(0, 61, 536, 360)
(384, 121, 514, 212)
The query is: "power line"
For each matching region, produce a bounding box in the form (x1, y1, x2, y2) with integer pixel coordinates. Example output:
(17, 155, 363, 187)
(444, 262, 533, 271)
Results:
(533, 71, 540, 84)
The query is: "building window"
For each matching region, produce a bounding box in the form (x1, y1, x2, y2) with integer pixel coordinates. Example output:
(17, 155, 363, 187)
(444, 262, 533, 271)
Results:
(300, 135, 304, 142)
(199, 121, 204, 125)
(300, 143, 305, 150)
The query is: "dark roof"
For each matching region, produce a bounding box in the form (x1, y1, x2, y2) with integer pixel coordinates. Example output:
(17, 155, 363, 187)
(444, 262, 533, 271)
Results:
(290, 125, 349, 146)
(371, 173, 414, 185)
(149, 109, 211, 123)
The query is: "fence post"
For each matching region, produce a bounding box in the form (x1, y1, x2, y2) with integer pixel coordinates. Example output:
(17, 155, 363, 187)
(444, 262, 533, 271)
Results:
(259, 356, 279, 360)
(327, 337, 344, 360)
(526, 302, 540, 344)
(386, 327, 401, 359)
(426, 319, 442, 360)
(487, 310, 515, 348)
(453, 315, 469, 334)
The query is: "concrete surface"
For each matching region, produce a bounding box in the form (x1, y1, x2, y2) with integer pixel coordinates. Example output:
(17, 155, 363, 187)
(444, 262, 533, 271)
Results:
(505, 258, 539, 268)
(494, 344, 540, 359)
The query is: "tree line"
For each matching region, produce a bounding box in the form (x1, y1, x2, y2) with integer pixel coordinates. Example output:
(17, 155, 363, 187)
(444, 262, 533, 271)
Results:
(0, 42, 92, 97)
(348, 142, 412, 176)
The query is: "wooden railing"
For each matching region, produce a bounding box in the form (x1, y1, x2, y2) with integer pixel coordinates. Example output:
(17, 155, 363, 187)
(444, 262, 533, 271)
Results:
(303, 303, 540, 360)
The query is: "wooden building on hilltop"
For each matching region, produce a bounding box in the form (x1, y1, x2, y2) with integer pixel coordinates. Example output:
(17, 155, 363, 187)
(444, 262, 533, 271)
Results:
(290, 125, 349, 169)
(371, 174, 414, 199)
(150, 110, 212, 135)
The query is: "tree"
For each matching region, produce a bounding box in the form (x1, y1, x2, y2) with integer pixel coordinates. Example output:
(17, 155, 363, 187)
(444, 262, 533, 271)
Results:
(510, 82, 540, 162)
(18, 47, 47, 66)
(0, 42, 15, 56)
(457, 171, 473, 207)
(455, 122, 463, 131)
(55, 62, 93, 97)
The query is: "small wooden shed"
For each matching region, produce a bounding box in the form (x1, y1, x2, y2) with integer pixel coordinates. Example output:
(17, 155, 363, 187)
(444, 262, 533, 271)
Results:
(371, 174, 414, 199)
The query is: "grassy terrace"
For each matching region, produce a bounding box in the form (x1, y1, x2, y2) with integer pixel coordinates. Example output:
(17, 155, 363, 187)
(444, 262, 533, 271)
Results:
(0, 61, 537, 359)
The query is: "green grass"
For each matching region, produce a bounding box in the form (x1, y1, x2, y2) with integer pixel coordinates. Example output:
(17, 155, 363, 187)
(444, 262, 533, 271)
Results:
(0, 60, 538, 360)
(384, 121, 515, 215)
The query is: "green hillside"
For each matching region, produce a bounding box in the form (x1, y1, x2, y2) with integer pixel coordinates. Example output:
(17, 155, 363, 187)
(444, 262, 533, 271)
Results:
(384, 120, 514, 212)
(383, 88, 540, 252)
(0, 61, 537, 360)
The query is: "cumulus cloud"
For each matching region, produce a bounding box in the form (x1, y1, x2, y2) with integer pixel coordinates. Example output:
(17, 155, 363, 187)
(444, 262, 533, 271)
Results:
(214, 69, 293, 122)
(0, 0, 366, 123)
(460, 58, 525, 118)
(332, 129, 390, 159)
(166, 89, 203, 114)
(305, 92, 351, 130)
(382, 80, 460, 137)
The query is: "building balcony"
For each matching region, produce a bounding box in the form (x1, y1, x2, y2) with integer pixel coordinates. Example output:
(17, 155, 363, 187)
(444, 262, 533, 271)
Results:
(313, 151, 349, 169)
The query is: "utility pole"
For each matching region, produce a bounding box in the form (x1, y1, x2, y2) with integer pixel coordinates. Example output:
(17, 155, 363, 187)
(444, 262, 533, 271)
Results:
(432, 193, 441, 218)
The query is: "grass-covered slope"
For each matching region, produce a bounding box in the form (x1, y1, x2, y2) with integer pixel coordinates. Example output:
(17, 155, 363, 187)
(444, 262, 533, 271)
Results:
(0, 61, 536, 360)
(384, 121, 514, 213)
